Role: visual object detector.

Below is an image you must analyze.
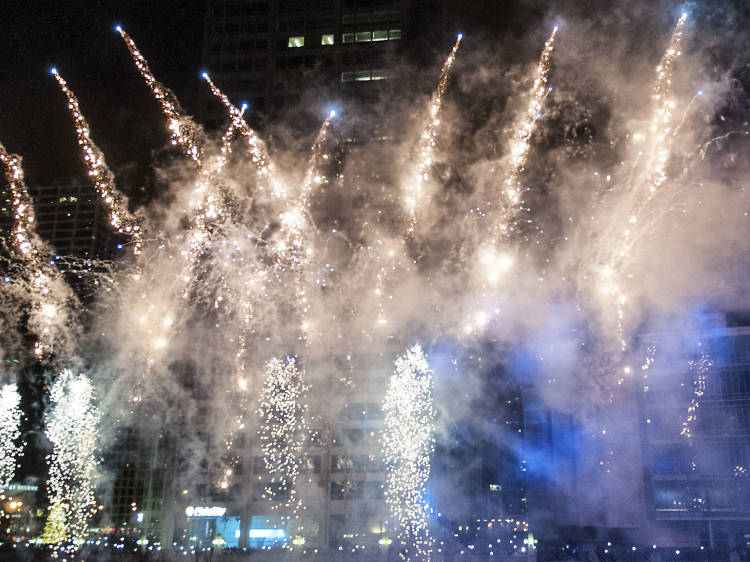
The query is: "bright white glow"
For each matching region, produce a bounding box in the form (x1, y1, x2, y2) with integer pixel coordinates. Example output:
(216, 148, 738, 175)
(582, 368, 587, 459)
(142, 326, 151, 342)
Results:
(45, 370, 100, 546)
(185, 506, 227, 517)
(0, 384, 23, 489)
(257, 357, 308, 515)
(383, 345, 436, 560)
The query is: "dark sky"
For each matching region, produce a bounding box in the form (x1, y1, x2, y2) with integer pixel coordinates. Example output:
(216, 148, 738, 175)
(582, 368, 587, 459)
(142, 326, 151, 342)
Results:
(0, 0, 205, 187)
(0, 0, 559, 190)
(2, 0, 748, 191)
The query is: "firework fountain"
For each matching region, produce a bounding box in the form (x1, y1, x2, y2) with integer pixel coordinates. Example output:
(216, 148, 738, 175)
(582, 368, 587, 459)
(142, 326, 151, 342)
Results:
(43, 370, 100, 548)
(382, 345, 436, 560)
(0, 383, 23, 490)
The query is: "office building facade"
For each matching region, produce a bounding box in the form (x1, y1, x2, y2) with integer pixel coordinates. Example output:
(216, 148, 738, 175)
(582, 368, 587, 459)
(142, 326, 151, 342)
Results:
(638, 316, 750, 550)
(199, 0, 448, 127)
(26, 184, 115, 260)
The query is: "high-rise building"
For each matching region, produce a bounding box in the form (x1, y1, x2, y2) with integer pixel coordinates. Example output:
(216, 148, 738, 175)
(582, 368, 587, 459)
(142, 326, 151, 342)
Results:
(200, 0, 445, 127)
(95, 1, 464, 555)
(165, 344, 398, 553)
(429, 364, 534, 558)
(26, 184, 115, 260)
(637, 313, 750, 551)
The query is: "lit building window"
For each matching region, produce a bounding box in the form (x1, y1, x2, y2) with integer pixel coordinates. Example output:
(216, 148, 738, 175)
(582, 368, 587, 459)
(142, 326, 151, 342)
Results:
(344, 29, 400, 44)
(342, 69, 391, 83)
(321, 34, 335, 46)
(288, 36, 304, 48)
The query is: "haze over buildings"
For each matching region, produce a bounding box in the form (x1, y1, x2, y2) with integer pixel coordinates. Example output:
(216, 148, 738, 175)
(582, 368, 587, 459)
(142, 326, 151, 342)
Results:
(0, 0, 749, 560)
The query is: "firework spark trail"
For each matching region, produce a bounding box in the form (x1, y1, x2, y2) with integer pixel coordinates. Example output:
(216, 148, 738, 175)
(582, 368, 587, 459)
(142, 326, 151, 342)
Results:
(218, 101, 247, 168)
(368, 236, 409, 332)
(403, 34, 462, 224)
(201, 75, 298, 335)
(595, 15, 687, 349)
(217, 332, 250, 490)
(0, 383, 23, 490)
(382, 345, 436, 561)
(214, 116, 255, 486)
(500, 26, 557, 238)
(641, 345, 656, 371)
(50, 69, 143, 255)
(121, 78, 245, 401)
(302, 111, 335, 214)
(0, 142, 78, 358)
(642, 13, 687, 201)
(681, 344, 711, 439)
(367, 38, 463, 335)
(204, 73, 317, 349)
(282, 112, 339, 344)
(45, 370, 100, 547)
(257, 357, 308, 518)
(0, 144, 48, 260)
(202, 73, 284, 197)
(116, 26, 204, 165)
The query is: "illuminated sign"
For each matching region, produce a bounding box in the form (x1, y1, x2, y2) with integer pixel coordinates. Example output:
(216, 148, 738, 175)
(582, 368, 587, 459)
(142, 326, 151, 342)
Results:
(6, 484, 38, 492)
(185, 506, 227, 518)
(249, 529, 286, 539)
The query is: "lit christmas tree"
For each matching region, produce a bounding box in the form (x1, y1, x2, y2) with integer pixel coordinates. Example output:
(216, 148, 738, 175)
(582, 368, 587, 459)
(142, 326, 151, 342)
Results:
(41, 503, 67, 545)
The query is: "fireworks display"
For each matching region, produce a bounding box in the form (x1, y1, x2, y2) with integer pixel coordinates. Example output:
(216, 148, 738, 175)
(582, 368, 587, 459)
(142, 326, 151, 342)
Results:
(591, 15, 687, 349)
(44, 370, 100, 546)
(116, 26, 204, 166)
(0, 383, 23, 490)
(1, 7, 749, 558)
(0, 142, 79, 359)
(382, 345, 435, 560)
(681, 344, 712, 439)
(403, 33, 462, 223)
(0, 145, 45, 260)
(501, 26, 557, 238)
(256, 357, 308, 515)
(51, 68, 143, 255)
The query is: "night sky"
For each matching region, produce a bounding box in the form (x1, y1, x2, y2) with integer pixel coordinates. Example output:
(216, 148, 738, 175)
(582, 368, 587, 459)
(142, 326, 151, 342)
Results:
(0, 0, 553, 190)
(0, 0, 205, 189)
(2, 0, 748, 191)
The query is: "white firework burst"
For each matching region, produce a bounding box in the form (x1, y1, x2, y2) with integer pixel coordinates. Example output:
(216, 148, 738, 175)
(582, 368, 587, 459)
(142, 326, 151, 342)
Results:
(383, 344, 436, 560)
